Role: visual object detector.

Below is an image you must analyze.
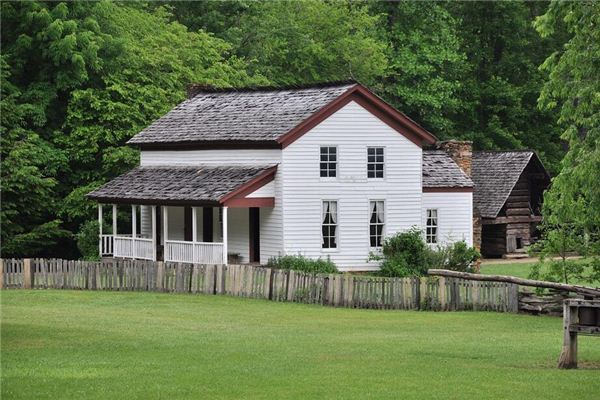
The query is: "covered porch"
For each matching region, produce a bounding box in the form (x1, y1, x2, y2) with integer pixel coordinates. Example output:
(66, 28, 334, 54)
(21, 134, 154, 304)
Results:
(88, 165, 276, 265)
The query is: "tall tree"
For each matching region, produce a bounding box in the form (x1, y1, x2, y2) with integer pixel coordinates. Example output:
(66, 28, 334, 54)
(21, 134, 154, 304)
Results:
(446, 1, 565, 172)
(1, 1, 263, 258)
(534, 0, 600, 251)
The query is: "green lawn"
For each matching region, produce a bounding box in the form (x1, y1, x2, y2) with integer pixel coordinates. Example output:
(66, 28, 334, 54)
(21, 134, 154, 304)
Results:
(480, 261, 537, 278)
(2, 291, 599, 399)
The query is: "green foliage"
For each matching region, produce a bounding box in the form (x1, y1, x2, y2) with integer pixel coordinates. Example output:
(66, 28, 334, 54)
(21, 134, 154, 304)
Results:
(1, 1, 263, 258)
(534, 1, 600, 256)
(426, 241, 481, 273)
(529, 258, 600, 286)
(373, 227, 428, 277)
(76, 219, 100, 260)
(267, 254, 338, 274)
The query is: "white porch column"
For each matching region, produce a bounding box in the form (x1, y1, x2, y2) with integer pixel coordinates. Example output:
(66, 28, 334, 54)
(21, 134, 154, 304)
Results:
(222, 206, 228, 265)
(98, 204, 103, 257)
(163, 206, 169, 261)
(131, 205, 137, 258)
(192, 206, 198, 263)
(112, 204, 117, 236)
(151, 205, 157, 262)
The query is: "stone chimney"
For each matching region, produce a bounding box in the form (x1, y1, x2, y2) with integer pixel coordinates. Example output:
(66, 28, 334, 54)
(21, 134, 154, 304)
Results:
(436, 140, 473, 177)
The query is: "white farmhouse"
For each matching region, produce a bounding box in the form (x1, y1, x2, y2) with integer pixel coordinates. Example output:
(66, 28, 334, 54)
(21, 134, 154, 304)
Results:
(88, 82, 473, 271)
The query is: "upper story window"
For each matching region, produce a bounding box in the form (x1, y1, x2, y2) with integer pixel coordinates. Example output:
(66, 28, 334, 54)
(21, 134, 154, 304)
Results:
(320, 146, 337, 178)
(367, 147, 384, 178)
(322, 200, 338, 249)
(369, 200, 385, 248)
(426, 209, 438, 244)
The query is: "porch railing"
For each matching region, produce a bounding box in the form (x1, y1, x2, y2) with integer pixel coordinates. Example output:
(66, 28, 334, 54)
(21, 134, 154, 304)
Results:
(100, 235, 114, 256)
(114, 236, 154, 260)
(165, 240, 224, 264)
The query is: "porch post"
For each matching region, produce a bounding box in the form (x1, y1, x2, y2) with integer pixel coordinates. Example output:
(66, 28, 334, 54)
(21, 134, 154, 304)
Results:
(163, 206, 169, 261)
(151, 205, 157, 262)
(131, 205, 137, 258)
(192, 206, 197, 263)
(98, 204, 103, 257)
(222, 206, 228, 265)
(112, 204, 117, 236)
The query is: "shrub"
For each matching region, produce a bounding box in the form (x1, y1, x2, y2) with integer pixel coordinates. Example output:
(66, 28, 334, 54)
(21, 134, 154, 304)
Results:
(372, 227, 429, 277)
(267, 254, 338, 274)
(431, 241, 481, 272)
(372, 228, 480, 277)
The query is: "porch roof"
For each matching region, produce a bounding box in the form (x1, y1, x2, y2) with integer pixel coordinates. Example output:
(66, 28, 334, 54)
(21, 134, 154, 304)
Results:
(87, 165, 277, 206)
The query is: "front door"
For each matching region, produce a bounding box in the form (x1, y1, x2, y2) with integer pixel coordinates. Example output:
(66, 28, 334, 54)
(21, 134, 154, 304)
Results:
(249, 208, 260, 263)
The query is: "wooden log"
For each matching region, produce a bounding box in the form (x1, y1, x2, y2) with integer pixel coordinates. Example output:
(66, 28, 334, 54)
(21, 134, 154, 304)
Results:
(428, 269, 600, 298)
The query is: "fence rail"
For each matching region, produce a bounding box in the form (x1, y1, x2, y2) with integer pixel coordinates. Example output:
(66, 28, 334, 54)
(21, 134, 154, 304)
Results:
(0, 258, 519, 312)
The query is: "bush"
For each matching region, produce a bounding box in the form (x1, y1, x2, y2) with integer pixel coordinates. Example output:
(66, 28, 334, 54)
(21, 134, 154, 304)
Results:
(76, 219, 100, 260)
(267, 254, 338, 274)
(372, 227, 429, 277)
(372, 228, 480, 277)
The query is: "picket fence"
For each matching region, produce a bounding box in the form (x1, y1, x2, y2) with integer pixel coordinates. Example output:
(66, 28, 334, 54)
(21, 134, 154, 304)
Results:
(1, 258, 519, 312)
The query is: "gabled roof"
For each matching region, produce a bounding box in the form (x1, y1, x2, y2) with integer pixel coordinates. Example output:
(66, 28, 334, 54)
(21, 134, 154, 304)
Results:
(127, 82, 437, 149)
(422, 150, 473, 190)
(86, 165, 276, 206)
(472, 150, 549, 218)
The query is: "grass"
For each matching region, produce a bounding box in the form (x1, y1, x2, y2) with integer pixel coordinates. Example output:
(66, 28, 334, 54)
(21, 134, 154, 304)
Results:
(480, 259, 597, 286)
(2, 290, 600, 400)
(480, 261, 537, 279)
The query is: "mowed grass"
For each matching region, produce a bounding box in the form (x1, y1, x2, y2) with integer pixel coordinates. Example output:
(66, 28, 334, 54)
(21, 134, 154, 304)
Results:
(2, 291, 600, 400)
(480, 261, 537, 278)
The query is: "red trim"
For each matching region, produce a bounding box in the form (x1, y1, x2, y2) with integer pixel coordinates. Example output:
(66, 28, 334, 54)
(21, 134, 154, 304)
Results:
(277, 84, 437, 149)
(226, 197, 274, 208)
(220, 166, 277, 206)
(423, 187, 474, 193)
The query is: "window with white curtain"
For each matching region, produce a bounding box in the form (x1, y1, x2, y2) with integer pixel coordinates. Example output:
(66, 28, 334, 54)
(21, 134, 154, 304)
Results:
(322, 201, 338, 249)
(369, 200, 385, 248)
(426, 209, 438, 244)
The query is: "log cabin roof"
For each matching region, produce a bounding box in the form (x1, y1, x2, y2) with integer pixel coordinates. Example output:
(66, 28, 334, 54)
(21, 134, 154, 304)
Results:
(422, 151, 474, 189)
(86, 165, 276, 206)
(472, 150, 548, 218)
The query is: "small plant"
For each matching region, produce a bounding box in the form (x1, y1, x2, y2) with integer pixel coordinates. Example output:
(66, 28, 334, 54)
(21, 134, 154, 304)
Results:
(267, 254, 338, 274)
(426, 241, 480, 273)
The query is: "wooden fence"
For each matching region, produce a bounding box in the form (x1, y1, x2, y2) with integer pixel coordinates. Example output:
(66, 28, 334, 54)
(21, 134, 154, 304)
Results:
(0, 258, 519, 312)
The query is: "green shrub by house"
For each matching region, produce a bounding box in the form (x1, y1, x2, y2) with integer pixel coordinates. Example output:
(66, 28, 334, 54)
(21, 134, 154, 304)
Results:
(267, 255, 338, 274)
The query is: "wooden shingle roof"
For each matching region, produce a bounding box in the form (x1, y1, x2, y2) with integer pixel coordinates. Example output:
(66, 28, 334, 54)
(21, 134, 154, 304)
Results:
(472, 151, 541, 218)
(422, 150, 473, 189)
(127, 83, 357, 146)
(87, 165, 276, 205)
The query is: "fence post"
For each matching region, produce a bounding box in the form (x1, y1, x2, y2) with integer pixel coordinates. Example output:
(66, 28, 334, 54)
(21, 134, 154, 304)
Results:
(23, 258, 33, 289)
(156, 261, 165, 291)
(0, 259, 4, 289)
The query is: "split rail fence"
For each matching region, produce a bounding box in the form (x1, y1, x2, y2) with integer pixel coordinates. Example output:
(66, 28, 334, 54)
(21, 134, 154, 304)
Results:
(1, 258, 519, 312)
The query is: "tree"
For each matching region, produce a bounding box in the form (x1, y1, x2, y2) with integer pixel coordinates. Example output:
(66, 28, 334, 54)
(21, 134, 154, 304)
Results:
(446, 1, 565, 172)
(534, 0, 600, 256)
(1, 1, 263, 258)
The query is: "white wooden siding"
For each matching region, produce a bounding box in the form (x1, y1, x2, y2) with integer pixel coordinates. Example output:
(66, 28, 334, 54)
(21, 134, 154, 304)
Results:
(140, 149, 281, 166)
(422, 192, 473, 247)
(246, 181, 275, 198)
(259, 171, 283, 264)
(227, 208, 249, 263)
(281, 101, 423, 271)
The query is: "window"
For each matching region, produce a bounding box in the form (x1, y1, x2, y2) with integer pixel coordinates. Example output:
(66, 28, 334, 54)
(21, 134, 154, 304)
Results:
(369, 201, 385, 248)
(426, 209, 438, 244)
(367, 147, 384, 178)
(322, 201, 338, 249)
(320, 146, 337, 178)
